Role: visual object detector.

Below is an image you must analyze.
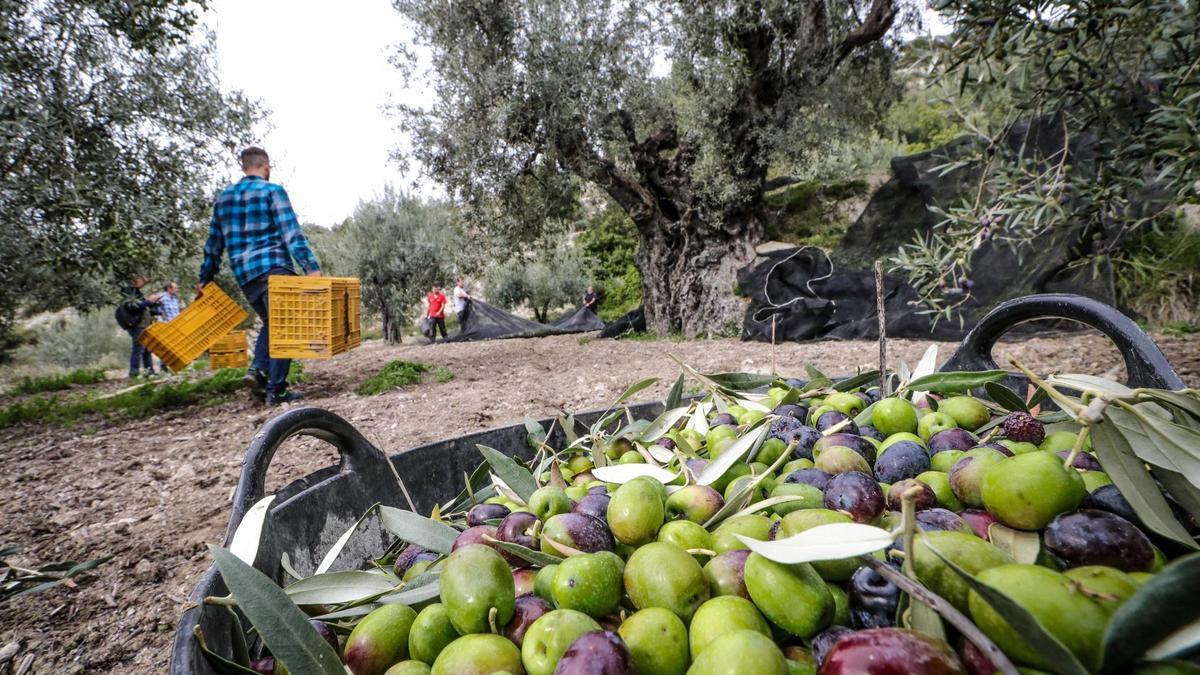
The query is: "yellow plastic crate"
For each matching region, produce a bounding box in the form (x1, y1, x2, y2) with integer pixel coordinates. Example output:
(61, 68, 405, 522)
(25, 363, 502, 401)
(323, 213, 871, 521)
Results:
(141, 285, 249, 372)
(210, 330, 248, 354)
(268, 276, 362, 359)
(210, 349, 249, 370)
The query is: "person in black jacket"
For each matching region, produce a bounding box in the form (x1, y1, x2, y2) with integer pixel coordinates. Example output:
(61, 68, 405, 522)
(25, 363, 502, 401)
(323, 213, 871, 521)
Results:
(120, 275, 162, 378)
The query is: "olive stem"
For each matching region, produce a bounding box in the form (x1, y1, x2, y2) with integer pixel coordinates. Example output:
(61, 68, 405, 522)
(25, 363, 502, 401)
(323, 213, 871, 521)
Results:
(202, 595, 237, 608)
(488, 606, 499, 634)
(900, 486, 921, 579)
(1062, 427, 1091, 470)
(1006, 355, 1084, 416)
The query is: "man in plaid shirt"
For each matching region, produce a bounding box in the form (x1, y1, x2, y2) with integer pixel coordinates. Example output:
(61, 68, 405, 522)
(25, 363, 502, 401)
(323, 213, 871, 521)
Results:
(199, 147, 321, 405)
(158, 282, 182, 321)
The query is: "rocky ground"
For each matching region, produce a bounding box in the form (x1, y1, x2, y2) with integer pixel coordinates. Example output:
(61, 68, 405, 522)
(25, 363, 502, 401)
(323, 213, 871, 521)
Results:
(1, 328, 1197, 673)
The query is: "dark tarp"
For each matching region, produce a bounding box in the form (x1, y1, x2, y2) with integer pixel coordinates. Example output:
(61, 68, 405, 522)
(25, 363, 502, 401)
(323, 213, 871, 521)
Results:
(552, 305, 606, 332)
(599, 307, 647, 338)
(441, 299, 604, 343)
(738, 247, 964, 342)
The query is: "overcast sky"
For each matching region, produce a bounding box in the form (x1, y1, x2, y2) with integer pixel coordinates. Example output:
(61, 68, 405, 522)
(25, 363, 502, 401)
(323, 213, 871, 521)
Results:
(207, 2, 949, 227)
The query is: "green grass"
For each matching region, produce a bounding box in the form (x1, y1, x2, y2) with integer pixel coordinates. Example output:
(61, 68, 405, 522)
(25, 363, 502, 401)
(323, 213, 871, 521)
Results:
(1163, 322, 1200, 336)
(433, 366, 454, 383)
(355, 361, 431, 395)
(10, 368, 107, 395)
(0, 369, 247, 430)
(762, 178, 869, 249)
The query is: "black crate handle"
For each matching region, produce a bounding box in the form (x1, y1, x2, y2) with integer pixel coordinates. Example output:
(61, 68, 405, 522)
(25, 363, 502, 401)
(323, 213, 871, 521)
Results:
(223, 406, 393, 544)
(940, 293, 1185, 390)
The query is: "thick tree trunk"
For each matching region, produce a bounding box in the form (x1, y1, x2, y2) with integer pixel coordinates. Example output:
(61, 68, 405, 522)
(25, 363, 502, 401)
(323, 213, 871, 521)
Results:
(380, 306, 402, 344)
(636, 213, 761, 336)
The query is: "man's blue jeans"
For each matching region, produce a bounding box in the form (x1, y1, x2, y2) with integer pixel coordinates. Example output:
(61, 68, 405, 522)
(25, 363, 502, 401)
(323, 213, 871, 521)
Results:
(242, 270, 293, 396)
(127, 327, 154, 376)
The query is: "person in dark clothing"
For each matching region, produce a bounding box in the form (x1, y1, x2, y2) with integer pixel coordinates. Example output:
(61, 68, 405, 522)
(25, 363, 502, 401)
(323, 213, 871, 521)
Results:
(583, 285, 599, 314)
(427, 285, 448, 340)
(121, 275, 162, 378)
(198, 147, 322, 405)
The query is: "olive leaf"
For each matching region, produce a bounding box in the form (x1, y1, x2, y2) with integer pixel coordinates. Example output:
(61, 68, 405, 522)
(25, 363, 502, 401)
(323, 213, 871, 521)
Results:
(477, 445, 538, 503)
(853, 401, 877, 426)
(665, 373, 685, 409)
(559, 415, 579, 444)
(378, 506, 459, 554)
(228, 495, 276, 566)
(209, 546, 344, 675)
(613, 377, 659, 405)
(925, 544, 1090, 675)
(688, 405, 710, 436)
(377, 573, 442, 606)
(703, 372, 777, 391)
(283, 570, 395, 606)
(907, 370, 1008, 393)
(591, 464, 679, 485)
(703, 442, 793, 528)
(1091, 417, 1198, 549)
(696, 421, 769, 487)
(524, 416, 547, 451)
(1136, 390, 1200, 422)
(805, 364, 829, 381)
(1049, 374, 1136, 398)
(314, 504, 382, 575)
(484, 539, 561, 567)
(985, 382, 1028, 412)
(1100, 552, 1200, 673)
(194, 625, 260, 675)
(833, 369, 882, 392)
(908, 345, 940, 403)
(734, 523, 894, 564)
(987, 523, 1041, 564)
(716, 495, 812, 522)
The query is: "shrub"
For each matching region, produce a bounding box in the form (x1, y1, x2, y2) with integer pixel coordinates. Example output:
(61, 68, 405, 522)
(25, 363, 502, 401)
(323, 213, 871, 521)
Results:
(355, 361, 431, 396)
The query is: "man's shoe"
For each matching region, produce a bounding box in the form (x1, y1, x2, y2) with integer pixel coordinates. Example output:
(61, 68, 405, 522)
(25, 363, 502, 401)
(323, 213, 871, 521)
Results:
(266, 390, 305, 406)
(242, 368, 267, 390)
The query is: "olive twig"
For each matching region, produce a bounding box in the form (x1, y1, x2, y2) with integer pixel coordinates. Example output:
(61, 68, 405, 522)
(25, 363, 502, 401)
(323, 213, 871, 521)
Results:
(899, 486, 923, 580)
(488, 606, 499, 634)
(1006, 355, 1084, 416)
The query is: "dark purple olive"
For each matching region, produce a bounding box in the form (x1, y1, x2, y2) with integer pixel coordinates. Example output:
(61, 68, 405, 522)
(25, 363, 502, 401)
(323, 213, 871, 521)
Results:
(452, 525, 497, 551)
(959, 633, 999, 675)
(784, 377, 806, 388)
(1057, 450, 1102, 471)
(542, 512, 615, 553)
(685, 458, 709, 478)
(817, 411, 860, 435)
(497, 511, 540, 563)
(1044, 509, 1154, 572)
(784, 426, 823, 461)
(823, 471, 885, 524)
(250, 657, 276, 675)
(1082, 484, 1141, 525)
(928, 428, 977, 453)
(504, 593, 554, 647)
(553, 630, 633, 674)
(655, 437, 676, 450)
(710, 410, 739, 425)
(960, 509, 995, 540)
(783, 468, 833, 491)
(854, 392, 873, 407)
(813, 434, 877, 466)
(916, 508, 971, 534)
(467, 502, 511, 527)
(857, 425, 886, 442)
(573, 493, 611, 521)
(773, 403, 809, 420)
(886, 479, 937, 511)
(588, 485, 609, 495)
(310, 620, 339, 655)
(393, 544, 429, 576)
(812, 625, 854, 667)
(849, 564, 901, 629)
(874, 442, 931, 484)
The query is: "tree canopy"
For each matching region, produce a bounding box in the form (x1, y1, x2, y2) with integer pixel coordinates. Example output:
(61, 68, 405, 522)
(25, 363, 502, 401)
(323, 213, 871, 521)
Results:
(0, 0, 259, 355)
(393, 0, 911, 335)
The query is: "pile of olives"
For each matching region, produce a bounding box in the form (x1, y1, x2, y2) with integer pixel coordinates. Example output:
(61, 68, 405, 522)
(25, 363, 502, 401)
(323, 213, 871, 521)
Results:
(253, 382, 1195, 675)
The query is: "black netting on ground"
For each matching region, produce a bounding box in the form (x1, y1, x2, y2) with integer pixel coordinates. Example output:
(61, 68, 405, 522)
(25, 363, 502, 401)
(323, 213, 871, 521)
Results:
(599, 307, 646, 338)
(738, 247, 965, 342)
(441, 299, 605, 343)
(552, 306, 605, 332)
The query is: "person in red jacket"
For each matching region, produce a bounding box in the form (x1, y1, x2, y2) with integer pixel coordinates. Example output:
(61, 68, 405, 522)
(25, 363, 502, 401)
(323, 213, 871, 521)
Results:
(426, 285, 448, 341)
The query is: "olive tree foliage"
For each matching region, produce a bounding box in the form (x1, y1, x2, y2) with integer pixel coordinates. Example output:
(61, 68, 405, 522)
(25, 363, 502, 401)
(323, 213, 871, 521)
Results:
(0, 0, 259, 357)
(322, 189, 459, 343)
(484, 240, 590, 323)
(391, 0, 912, 335)
(891, 0, 1200, 319)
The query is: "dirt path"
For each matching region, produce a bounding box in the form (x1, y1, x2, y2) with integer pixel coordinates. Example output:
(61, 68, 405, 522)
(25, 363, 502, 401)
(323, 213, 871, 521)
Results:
(1, 330, 1198, 673)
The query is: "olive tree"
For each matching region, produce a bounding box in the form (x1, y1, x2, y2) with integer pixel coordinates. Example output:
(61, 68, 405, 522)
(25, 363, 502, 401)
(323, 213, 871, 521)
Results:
(0, 0, 259, 357)
(392, 0, 908, 335)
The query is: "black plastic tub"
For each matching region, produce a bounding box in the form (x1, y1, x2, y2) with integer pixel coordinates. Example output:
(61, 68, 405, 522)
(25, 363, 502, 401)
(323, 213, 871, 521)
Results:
(170, 293, 1185, 674)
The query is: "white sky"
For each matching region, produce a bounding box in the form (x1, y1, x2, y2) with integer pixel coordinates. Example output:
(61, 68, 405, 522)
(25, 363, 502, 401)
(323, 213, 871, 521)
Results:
(206, 0, 423, 226)
(206, 2, 950, 227)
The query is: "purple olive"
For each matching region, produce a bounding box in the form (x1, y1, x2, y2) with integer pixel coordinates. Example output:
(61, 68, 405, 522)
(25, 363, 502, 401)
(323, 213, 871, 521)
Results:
(573, 493, 611, 521)
(873, 442, 931, 484)
(452, 525, 497, 551)
(553, 630, 633, 674)
(393, 544, 429, 576)
(1044, 509, 1154, 572)
(773, 403, 809, 421)
(849, 565, 901, 629)
(817, 411, 860, 435)
(504, 593, 554, 647)
(886, 479, 937, 511)
(1057, 450, 1102, 471)
(812, 625, 854, 667)
(857, 425, 886, 442)
(928, 428, 977, 453)
(783, 468, 834, 491)
(823, 471, 885, 524)
(467, 502, 511, 527)
(711, 412, 738, 427)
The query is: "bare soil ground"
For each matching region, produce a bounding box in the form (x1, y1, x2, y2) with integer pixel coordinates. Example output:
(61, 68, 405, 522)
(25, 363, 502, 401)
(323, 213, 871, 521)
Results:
(1, 329, 1198, 673)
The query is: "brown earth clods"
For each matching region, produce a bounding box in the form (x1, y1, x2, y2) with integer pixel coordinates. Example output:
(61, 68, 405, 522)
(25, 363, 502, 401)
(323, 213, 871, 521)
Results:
(1, 330, 1198, 673)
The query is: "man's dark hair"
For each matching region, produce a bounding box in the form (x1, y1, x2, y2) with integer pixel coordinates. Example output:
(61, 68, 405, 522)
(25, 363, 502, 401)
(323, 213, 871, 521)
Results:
(240, 147, 270, 170)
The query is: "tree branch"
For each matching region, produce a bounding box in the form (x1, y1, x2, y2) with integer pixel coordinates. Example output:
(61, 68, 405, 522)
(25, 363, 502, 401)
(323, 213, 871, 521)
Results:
(835, 0, 897, 64)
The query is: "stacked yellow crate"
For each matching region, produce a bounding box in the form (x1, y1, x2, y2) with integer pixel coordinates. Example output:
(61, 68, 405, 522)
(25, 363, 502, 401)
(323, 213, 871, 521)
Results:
(140, 285, 249, 372)
(209, 330, 250, 370)
(267, 276, 362, 359)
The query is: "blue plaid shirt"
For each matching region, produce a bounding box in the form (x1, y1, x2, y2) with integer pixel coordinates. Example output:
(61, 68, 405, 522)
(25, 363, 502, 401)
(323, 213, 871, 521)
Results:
(199, 176, 320, 287)
(159, 293, 182, 321)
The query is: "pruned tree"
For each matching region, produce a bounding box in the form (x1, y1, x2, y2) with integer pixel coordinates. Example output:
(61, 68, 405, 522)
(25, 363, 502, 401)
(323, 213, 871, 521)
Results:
(392, 0, 909, 335)
(485, 239, 590, 323)
(0, 0, 259, 358)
